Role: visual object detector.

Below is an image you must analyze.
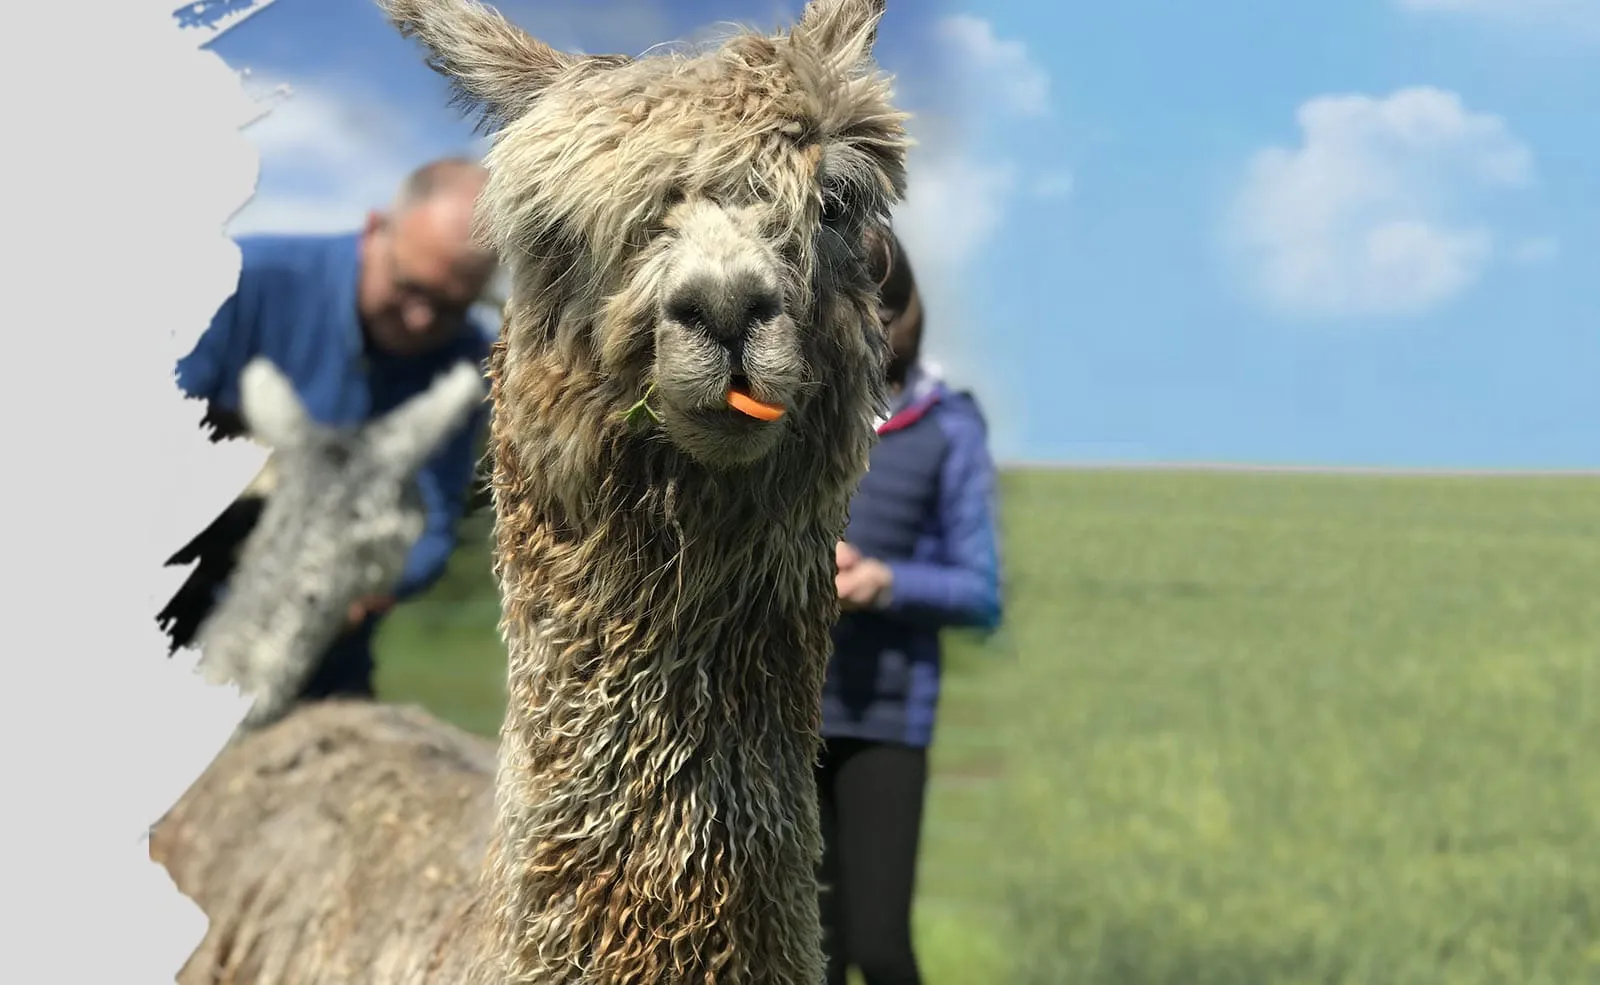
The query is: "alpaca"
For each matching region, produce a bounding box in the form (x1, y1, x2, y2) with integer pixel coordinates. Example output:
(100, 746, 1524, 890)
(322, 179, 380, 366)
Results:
(163, 356, 486, 735)
(151, 1, 909, 983)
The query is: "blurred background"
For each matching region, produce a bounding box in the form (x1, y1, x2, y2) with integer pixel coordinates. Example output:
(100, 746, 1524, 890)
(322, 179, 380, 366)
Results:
(184, 1, 1600, 982)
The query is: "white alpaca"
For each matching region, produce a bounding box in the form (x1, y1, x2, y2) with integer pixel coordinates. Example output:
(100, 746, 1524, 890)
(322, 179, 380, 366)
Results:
(165, 357, 485, 735)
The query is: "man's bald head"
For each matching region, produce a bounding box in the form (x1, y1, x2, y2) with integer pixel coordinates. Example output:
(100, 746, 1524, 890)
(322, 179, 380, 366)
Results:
(390, 157, 495, 272)
(357, 157, 499, 357)
(392, 157, 487, 216)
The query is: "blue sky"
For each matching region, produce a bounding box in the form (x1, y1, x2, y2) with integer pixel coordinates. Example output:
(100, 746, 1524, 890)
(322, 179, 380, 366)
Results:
(187, 0, 1599, 468)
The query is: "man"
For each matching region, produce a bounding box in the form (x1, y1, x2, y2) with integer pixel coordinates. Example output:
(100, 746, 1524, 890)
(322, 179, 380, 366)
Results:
(168, 156, 498, 702)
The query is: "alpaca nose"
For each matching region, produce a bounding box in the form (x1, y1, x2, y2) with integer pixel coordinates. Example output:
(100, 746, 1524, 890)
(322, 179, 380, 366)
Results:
(665, 273, 782, 356)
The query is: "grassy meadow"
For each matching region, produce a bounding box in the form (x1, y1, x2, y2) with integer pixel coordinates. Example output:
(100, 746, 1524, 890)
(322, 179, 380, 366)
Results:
(375, 467, 1600, 984)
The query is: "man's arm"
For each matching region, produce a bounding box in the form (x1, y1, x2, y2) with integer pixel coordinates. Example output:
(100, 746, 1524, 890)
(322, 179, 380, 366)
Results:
(390, 380, 489, 601)
(878, 400, 1004, 631)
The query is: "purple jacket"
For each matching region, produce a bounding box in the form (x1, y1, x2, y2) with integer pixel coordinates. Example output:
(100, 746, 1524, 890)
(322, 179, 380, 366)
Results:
(820, 364, 1004, 747)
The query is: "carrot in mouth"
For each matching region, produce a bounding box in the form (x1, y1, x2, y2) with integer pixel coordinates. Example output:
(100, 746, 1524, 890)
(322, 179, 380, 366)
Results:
(727, 386, 785, 421)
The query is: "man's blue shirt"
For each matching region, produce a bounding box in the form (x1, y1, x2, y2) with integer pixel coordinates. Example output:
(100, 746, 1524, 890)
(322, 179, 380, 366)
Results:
(175, 231, 490, 608)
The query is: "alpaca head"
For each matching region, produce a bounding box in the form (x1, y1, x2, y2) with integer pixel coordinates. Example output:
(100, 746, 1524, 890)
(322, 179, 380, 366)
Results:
(377, 0, 909, 477)
(238, 357, 485, 493)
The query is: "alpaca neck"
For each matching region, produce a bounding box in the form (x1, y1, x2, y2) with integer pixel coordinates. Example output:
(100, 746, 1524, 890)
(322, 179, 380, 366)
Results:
(480, 458, 840, 984)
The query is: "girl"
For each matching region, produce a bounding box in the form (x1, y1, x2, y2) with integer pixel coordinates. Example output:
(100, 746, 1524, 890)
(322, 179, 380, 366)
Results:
(818, 230, 1005, 985)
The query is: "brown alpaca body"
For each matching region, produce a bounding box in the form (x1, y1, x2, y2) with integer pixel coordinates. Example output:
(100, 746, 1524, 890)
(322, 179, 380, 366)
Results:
(152, 0, 909, 981)
(151, 702, 498, 983)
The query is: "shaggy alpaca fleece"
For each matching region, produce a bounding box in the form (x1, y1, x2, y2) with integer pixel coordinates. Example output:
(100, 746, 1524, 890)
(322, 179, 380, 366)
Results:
(152, 1, 909, 982)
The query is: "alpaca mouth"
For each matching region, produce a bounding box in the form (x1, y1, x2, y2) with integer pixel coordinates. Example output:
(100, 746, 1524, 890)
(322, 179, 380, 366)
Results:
(724, 374, 786, 422)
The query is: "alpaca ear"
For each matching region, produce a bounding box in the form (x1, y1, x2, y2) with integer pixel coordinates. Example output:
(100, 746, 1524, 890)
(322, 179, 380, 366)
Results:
(374, 0, 632, 129)
(238, 358, 310, 450)
(794, 0, 887, 64)
(368, 361, 488, 476)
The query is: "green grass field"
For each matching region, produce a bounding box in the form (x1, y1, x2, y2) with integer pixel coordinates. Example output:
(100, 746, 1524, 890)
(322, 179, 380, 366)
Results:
(374, 468, 1600, 984)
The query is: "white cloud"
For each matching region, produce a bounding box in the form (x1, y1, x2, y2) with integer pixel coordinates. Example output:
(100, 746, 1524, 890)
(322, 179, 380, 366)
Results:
(225, 81, 471, 236)
(932, 14, 1051, 118)
(894, 151, 1017, 274)
(890, 15, 1061, 268)
(886, 130, 1020, 429)
(1224, 86, 1538, 317)
(880, 14, 1060, 411)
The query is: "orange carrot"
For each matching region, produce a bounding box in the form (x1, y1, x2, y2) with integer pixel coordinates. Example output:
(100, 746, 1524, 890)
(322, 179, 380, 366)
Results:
(727, 388, 785, 421)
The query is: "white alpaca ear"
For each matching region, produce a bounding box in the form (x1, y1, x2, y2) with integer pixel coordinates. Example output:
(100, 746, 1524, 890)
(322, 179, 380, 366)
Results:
(795, 0, 887, 63)
(369, 361, 487, 475)
(238, 358, 310, 450)
(374, 0, 632, 128)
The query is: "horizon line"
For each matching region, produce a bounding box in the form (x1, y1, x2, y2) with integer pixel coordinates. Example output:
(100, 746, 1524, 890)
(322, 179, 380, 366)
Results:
(995, 460, 1600, 477)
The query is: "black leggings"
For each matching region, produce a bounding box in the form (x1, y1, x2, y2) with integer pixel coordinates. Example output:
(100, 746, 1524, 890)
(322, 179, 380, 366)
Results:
(816, 736, 929, 985)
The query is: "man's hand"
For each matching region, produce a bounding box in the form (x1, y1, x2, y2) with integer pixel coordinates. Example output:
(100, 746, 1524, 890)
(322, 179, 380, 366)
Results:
(835, 541, 892, 612)
(347, 594, 396, 628)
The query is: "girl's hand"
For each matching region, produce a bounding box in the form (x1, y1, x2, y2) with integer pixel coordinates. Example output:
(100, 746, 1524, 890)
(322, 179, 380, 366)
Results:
(836, 540, 863, 572)
(836, 553, 893, 611)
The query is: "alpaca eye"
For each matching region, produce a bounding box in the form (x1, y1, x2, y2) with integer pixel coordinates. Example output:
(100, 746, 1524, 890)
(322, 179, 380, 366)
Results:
(820, 185, 852, 226)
